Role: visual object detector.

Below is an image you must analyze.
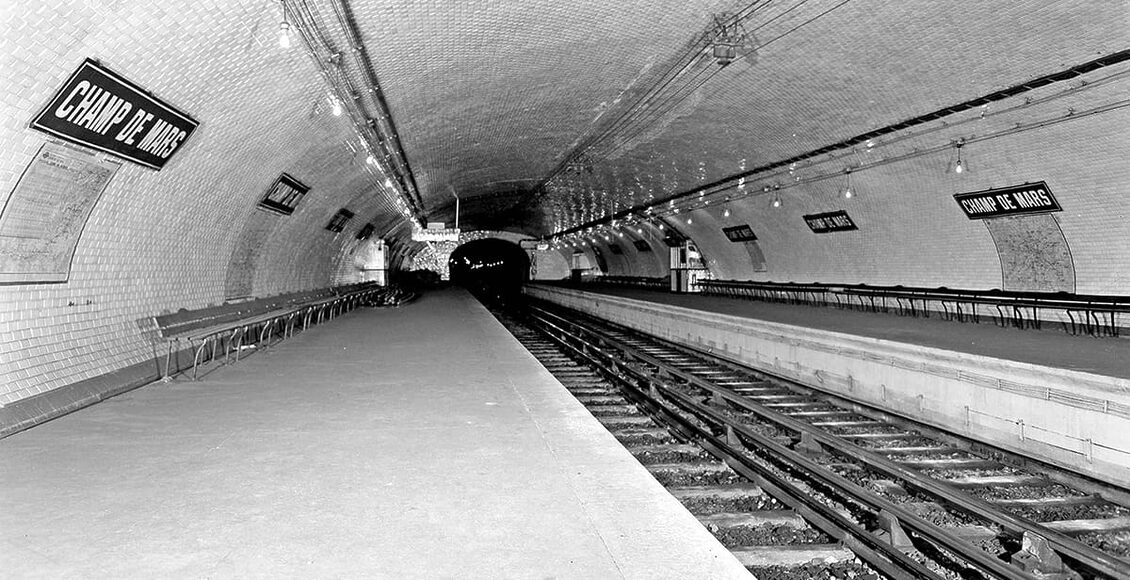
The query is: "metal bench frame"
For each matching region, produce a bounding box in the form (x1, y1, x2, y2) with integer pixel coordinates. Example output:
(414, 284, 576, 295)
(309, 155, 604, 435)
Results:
(153, 284, 382, 380)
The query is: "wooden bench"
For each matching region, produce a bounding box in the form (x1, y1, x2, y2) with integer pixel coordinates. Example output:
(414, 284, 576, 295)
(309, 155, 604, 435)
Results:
(152, 282, 381, 380)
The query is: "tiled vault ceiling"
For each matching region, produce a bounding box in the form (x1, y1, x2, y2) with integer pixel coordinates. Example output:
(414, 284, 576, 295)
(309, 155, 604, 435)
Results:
(326, 0, 1125, 236)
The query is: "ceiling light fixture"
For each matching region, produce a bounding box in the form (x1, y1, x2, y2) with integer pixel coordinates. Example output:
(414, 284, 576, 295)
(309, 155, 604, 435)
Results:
(278, 21, 292, 48)
(842, 168, 855, 199)
(952, 140, 967, 174)
(708, 13, 754, 67)
(723, 207, 731, 217)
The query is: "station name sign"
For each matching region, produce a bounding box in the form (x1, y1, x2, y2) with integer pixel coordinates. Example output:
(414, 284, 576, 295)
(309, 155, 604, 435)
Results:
(412, 227, 460, 242)
(722, 224, 757, 242)
(803, 210, 857, 233)
(30, 59, 199, 170)
(953, 182, 1061, 219)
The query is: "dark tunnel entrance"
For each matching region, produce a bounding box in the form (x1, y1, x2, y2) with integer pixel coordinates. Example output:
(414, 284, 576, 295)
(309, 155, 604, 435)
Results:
(448, 238, 530, 302)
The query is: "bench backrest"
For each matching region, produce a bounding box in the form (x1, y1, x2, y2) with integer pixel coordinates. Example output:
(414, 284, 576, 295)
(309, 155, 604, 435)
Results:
(153, 282, 378, 337)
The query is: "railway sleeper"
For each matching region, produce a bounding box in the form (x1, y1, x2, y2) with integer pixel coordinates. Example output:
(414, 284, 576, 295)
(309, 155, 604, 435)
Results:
(613, 427, 679, 446)
(894, 457, 1002, 470)
(598, 415, 654, 428)
(629, 444, 708, 465)
(1041, 515, 1130, 536)
(669, 485, 784, 514)
(728, 543, 857, 569)
(572, 394, 627, 405)
(647, 461, 743, 487)
(586, 404, 642, 417)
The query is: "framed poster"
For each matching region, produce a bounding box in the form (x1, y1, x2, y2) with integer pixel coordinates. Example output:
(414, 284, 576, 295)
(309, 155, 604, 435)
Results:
(0, 142, 121, 283)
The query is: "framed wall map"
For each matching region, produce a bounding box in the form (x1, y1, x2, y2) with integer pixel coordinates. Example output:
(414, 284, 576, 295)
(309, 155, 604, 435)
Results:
(0, 142, 121, 283)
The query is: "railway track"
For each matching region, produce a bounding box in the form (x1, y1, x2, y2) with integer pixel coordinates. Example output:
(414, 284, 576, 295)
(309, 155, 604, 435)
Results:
(494, 299, 1130, 580)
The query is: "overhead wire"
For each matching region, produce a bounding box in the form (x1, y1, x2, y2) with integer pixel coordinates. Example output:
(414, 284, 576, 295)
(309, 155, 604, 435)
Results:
(540, 0, 776, 185)
(597, 0, 856, 162)
(565, 0, 778, 162)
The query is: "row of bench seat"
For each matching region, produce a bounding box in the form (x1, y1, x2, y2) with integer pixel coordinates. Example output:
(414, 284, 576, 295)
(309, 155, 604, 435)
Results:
(584, 275, 669, 291)
(152, 282, 388, 380)
(696, 279, 1130, 337)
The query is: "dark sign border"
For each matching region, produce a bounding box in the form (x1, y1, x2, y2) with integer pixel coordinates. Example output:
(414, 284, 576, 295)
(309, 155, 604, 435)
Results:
(258, 173, 310, 216)
(30, 58, 199, 170)
(803, 210, 858, 234)
(953, 181, 1061, 220)
(326, 209, 355, 233)
(722, 224, 757, 242)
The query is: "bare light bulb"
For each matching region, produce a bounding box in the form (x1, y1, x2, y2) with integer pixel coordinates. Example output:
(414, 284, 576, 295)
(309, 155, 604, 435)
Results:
(722, 208, 731, 217)
(686, 217, 693, 224)
(954, 159, 964, 174)
(278, 22, 291, 48)
(330, 98, 342, 116)
(772, 197, 781, 208)
(844, 189, 853, 199)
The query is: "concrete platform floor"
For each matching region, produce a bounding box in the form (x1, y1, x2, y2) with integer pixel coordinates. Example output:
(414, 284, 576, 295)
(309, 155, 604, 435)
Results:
(0, 288, 750, 579)
(566, 285, 1130, 380)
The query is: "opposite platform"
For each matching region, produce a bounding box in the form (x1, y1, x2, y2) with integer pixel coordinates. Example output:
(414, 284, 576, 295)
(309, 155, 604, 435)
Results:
(563, 284, 1130, 379)
(0, 288, 749, 579)
(526, 283, 1130, 486)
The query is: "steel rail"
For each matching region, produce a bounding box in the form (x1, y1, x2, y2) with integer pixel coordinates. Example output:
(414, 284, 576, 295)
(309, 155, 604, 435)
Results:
(529, 312, 946, 580)
(528, 303, 1130, 580)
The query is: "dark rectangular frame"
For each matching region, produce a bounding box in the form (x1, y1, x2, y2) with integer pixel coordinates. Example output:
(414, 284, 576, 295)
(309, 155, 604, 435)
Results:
(325, 208, 355, 233)
(953, 181, 1061, 220)
(29, 58, 199, 170)
(258, 173, 310, 216)
(722, 224, 757, 242)
(803, 210, 858, 234)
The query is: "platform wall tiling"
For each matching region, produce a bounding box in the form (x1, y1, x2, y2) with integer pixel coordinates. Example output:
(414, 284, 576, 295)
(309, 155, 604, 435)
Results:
(0, 1, 404, 405)
(599, 114, 1129, 297)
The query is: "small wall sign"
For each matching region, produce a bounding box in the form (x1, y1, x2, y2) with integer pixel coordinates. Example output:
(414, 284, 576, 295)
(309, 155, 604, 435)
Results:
(325, 209, 354, 233)
(953, 181, 1061, 219)
(258, 173, 309, 215)
(30, 59, 198, 170)
(632, 239, 651, 252)
(803, 210, 857, 233)
(722, 224, 757, 242)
